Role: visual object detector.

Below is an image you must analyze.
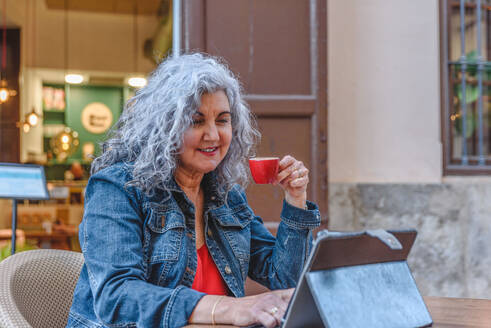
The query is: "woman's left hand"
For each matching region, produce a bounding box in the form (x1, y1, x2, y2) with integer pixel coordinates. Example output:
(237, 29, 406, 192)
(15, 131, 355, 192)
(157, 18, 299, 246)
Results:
(274, 155, 309, 209)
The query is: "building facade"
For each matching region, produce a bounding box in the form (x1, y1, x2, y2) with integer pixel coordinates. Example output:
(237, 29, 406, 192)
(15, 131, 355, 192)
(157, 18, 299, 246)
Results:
(328, 0, 491, 298)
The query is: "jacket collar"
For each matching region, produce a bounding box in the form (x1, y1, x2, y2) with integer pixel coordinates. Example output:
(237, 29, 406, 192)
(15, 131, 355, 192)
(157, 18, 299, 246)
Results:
(148, 171, 226, 213)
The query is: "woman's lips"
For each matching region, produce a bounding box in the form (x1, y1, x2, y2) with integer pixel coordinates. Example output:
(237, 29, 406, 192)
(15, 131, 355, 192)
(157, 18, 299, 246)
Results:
(198, 147, 218, 156)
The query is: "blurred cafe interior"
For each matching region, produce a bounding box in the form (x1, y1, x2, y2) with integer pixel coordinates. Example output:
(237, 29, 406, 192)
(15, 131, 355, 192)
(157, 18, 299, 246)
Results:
(0, 0, 169, 257)
(0, 0, 490, 305)
(0, 0, 490, 327)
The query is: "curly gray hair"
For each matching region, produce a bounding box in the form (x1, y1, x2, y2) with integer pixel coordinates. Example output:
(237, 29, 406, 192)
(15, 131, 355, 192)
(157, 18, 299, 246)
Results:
(91, 53, 260, 196)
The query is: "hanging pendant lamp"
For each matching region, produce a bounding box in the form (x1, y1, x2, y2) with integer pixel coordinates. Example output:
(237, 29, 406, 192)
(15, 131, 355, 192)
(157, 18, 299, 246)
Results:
(63, 0, 83, 84)
(0, 0, 17, 104)
(18, 0, 40, 133)
(26, 107, 40, 127)
(127, 0, 146, 88)
(26, 0, 40, 127)
(0, 80, 16, 104)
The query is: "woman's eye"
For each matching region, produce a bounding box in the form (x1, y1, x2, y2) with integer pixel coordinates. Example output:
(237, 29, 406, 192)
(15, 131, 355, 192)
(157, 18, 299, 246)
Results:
(192, 120, 203, 126)
(217, 119, 230, 124)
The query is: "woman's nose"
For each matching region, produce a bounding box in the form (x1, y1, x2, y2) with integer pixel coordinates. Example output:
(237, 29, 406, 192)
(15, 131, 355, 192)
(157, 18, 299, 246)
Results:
(203, 122, 219, 140)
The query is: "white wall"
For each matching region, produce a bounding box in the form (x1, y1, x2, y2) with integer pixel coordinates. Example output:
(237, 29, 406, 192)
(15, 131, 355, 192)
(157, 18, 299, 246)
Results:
(328, 0, 442, 183)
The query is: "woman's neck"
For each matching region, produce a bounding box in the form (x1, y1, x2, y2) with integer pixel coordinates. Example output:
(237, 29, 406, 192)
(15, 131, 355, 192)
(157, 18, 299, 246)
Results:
(174, 167, 204, 202)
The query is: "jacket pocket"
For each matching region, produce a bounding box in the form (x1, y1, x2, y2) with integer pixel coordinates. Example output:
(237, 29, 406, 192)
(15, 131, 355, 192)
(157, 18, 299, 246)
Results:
(215, 205, 254, 228)
(215, 206, 254, 280)
(146, 209, 186, 286)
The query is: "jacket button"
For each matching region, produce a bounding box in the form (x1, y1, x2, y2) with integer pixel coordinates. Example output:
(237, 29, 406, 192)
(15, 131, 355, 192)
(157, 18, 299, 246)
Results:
(225, 265, 232, 274)
(207, 229, 213, 238)
(161, 215, 165, 227)
(211, 196, 216, 201)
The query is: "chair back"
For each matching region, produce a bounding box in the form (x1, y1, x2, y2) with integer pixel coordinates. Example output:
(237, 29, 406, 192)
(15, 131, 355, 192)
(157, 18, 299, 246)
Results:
(0, 249, 84, 328)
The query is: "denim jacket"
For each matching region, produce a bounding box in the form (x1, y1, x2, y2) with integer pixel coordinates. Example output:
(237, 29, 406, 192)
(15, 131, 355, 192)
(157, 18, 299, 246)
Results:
(66, 162, 321, 328)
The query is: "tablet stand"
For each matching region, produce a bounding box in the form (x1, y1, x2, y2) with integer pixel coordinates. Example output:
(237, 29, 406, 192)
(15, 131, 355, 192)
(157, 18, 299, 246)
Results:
(282, 229, 432, 328)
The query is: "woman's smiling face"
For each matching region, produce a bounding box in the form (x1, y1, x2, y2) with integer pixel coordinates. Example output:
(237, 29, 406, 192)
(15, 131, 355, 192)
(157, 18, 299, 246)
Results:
(178, 90, 233, 176)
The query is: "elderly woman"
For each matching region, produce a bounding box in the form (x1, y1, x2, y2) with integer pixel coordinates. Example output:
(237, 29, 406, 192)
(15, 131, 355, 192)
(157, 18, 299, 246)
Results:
(67, 53, 321, 328)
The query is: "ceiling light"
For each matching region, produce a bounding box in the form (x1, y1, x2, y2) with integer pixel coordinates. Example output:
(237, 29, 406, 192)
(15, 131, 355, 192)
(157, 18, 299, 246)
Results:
(50, 127, 80, 162)
(65, 74, 84, 84)
(61, 134, 70, 144)
(22, 122, 30, 133)
(0, 86, 8, 103)
(26, 108, 40, 127)
(0, 0, 18, 105)
(0, 79, 17, 104)
(128, 77, 147, 88)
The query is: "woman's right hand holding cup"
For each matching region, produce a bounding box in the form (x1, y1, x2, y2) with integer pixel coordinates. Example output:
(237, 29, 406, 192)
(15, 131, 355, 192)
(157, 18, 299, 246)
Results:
(249, 155, 309, 209)
(274, 155, 309, 209)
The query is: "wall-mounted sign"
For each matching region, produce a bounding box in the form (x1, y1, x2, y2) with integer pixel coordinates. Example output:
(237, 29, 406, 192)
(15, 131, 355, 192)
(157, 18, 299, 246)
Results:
(81, 102, 113, 134)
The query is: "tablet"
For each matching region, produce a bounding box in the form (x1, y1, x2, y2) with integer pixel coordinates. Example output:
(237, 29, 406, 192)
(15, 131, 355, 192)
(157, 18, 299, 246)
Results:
(281, 229, 432, 328)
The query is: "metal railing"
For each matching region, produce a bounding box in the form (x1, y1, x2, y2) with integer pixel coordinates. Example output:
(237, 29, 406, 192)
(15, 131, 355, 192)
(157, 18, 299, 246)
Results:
(443, 0, 491, 173)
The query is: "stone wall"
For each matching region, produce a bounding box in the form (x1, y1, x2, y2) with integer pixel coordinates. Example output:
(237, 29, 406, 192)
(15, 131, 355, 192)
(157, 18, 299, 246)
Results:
(328, 183, 491, 299)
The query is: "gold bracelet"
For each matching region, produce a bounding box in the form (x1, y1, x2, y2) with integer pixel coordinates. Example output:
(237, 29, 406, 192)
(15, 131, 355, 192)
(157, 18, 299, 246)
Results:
(211, 296, 224, 326)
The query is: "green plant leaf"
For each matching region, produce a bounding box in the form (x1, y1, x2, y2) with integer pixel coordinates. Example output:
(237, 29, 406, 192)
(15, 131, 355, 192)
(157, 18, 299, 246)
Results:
(454, 111, 477, 138)
(0, 242, 37, 261)
(456, 85, 480, 104)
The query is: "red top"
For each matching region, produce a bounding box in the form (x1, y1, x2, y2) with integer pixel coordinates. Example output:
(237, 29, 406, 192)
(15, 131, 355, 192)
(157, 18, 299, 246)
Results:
(191, 244, 228, 295)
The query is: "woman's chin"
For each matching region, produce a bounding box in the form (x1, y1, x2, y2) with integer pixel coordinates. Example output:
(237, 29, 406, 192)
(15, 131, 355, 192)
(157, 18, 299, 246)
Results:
(190, 163, 219, 175)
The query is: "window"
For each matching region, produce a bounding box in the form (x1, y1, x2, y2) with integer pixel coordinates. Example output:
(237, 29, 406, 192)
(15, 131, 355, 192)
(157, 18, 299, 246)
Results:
(441, 0, 491, 174)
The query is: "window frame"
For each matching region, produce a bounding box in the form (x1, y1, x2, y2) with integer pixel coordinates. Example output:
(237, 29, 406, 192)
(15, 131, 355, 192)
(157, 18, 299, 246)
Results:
(440, 0, 491, 175)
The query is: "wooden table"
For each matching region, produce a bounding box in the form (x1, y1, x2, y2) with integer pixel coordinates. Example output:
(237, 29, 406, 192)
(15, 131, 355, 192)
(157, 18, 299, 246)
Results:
(424, 296, 491, 327)
(185, 297, 491, 327)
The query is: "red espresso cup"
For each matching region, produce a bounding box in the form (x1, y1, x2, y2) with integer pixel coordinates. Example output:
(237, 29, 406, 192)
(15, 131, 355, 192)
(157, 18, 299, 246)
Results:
(249, 157, 280, 184)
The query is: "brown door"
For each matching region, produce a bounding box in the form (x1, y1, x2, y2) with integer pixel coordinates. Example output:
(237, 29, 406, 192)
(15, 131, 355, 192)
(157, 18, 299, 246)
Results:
(182, 0, 328, 229)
